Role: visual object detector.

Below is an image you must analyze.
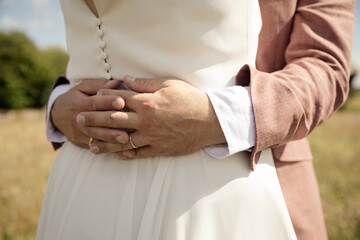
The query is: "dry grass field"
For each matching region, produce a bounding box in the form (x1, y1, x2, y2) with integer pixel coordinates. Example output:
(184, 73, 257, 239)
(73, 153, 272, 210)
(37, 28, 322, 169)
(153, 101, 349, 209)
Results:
(0, 94, 359, 240)
(0, 110, 56, 240)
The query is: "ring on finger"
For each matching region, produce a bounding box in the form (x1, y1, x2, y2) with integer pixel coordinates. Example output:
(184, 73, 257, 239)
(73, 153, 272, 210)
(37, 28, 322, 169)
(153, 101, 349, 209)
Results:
(89, 137, 94, 146)
(129, 134, 138, 149)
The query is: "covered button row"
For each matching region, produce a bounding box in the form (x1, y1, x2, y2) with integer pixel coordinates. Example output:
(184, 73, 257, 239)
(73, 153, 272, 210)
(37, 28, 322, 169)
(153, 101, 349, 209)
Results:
(94, 18, 102, 26)
(95, 18, 112, 80)
(98, 40, 106, 49)
(98, 29, 104, 37)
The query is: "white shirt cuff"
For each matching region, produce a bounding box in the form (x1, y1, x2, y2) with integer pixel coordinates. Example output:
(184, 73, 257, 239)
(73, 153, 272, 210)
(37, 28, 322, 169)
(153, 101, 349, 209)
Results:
(204, 86, 255, 158)
(45, 84, 71, 143)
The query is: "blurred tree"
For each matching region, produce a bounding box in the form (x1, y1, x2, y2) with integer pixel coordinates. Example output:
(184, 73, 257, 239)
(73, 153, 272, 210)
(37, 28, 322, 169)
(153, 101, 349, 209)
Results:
(42, 46, 69, 81)
(0, 31, 68, 109)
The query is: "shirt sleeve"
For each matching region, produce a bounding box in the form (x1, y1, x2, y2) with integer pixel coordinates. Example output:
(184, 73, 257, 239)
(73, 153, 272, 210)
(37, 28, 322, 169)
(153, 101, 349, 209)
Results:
(203, 86, 255, 158)
(45, 84, 71, 143)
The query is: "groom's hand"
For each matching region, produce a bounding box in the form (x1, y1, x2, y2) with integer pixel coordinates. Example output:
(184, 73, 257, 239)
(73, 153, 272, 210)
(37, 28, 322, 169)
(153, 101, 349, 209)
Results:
(78, 75, 226, 159)
(51, 79, 129, 149)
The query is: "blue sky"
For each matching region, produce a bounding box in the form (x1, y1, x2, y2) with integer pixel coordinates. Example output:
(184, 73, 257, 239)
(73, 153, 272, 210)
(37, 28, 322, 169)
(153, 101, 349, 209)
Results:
(0, 0, 66, 48)
(0, 0, 359, 81)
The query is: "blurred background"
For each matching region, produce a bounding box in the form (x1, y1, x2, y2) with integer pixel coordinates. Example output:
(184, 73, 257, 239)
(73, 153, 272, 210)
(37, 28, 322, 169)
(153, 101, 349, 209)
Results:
(0, 1, 359, 239)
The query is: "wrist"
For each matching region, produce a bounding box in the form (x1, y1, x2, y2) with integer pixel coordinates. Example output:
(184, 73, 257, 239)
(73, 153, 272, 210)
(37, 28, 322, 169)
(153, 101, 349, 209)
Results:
(50, 93, 65, 132)
(47, 83, 72, 133)
(200, 93, 226, 147)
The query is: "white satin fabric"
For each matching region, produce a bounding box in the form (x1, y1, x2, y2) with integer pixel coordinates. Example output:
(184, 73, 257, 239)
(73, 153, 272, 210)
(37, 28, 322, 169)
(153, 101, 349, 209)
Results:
(37, 0, 297, 239)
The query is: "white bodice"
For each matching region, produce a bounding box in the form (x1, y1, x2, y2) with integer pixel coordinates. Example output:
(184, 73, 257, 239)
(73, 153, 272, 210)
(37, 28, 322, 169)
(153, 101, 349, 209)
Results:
(60, 0, 261, 90)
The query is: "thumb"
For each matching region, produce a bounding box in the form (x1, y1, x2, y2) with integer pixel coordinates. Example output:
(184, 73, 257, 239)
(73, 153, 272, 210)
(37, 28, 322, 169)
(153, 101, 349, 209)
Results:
(77, 79, 119, 95)
(124, 75, 166, 93)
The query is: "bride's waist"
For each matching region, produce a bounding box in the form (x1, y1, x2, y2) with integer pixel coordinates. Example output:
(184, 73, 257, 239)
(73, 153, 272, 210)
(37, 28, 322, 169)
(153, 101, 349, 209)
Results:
(60, 141, 272, 170)
(66, 56, 241, 90)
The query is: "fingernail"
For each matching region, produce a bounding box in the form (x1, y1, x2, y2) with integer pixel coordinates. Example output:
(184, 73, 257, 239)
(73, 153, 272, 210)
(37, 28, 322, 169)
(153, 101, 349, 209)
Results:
(112, 99, 122, 108)
(97, 90, 103, 95)
(105, 80, 113, 87)
(90, 146, 100, 154)
(76, 114, 85, 124)
(116, 135, 125, 144)
(123, 151, 133, 158)
(125, 75, 136, 82)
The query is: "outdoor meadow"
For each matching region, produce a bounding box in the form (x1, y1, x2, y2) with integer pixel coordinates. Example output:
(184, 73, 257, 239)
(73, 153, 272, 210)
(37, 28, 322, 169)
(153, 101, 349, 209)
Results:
(0, 31, 360, 240)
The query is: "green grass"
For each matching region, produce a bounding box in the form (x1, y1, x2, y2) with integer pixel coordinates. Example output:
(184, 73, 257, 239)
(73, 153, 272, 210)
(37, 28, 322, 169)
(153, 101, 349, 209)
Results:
(0, 93, 359, 239)
(309, 95, 360, 239)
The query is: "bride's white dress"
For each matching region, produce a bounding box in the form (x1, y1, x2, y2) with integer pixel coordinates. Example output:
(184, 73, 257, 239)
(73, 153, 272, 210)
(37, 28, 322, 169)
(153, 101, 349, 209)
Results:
(36, 0, 297, 239)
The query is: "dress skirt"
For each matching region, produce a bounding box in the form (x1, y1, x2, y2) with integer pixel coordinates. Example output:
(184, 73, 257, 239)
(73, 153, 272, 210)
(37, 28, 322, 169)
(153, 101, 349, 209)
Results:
(36, 141, 297, 240)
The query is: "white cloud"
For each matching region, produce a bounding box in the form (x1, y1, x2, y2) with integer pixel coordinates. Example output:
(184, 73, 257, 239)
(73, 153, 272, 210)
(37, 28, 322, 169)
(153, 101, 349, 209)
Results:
(0, 14, 19, 29)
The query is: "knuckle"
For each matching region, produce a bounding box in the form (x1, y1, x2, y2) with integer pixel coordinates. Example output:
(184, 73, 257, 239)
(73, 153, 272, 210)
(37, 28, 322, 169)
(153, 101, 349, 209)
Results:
(88, 97, 96, 111)
(86, 114, 94, 125)
(137, 79, 147, 89)
(142, 99, 157, 112)
(106, 113, 117, 127)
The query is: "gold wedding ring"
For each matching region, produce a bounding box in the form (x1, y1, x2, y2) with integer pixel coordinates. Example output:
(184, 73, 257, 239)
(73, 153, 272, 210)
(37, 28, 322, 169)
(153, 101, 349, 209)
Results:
(89, 137, 94, 146)
(129, 134, 138, 149)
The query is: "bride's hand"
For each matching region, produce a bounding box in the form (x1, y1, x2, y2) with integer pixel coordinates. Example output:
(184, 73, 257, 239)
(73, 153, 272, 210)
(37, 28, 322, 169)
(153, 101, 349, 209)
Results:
(51, 79, 129, 148)
(77, 75, 226, 159)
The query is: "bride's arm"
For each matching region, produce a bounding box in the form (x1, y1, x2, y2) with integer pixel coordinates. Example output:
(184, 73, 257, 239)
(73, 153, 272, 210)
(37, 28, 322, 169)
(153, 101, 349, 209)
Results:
(46, 80, 71, 148)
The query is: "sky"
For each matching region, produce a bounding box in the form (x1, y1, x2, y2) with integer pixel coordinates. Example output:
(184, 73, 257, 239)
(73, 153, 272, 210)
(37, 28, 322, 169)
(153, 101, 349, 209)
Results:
(0, 0, 359, 86)
(0, 0, 66, 48)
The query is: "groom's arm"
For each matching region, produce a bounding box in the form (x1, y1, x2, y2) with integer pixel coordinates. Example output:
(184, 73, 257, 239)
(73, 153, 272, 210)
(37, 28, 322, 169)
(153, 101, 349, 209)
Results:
(236, 0, 355, 169)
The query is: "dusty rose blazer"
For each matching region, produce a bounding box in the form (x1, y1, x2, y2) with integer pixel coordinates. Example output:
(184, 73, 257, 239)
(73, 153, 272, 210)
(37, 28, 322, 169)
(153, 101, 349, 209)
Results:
(236, 0, 355, 239)
(49, 0, 355, 239)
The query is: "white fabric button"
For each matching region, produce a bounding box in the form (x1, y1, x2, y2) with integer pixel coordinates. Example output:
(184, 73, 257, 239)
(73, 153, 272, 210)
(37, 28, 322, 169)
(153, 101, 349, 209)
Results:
(94, 18, 102, 26)
(97, 29, 104, 37)
(100, 52, 108, 60)
(105, 72, 112, 80)
(104, 63, 111, 71)
(98, 40, 106, 48)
